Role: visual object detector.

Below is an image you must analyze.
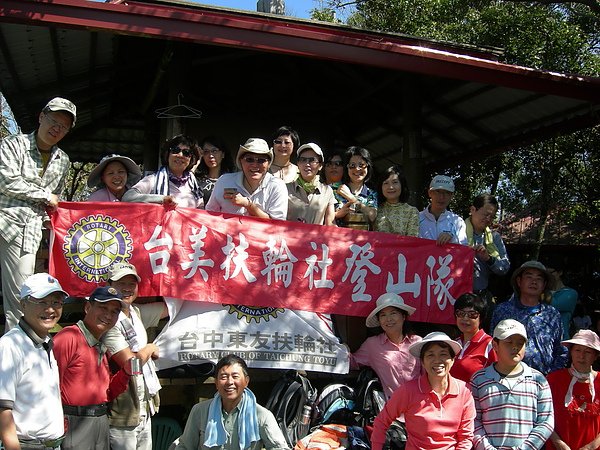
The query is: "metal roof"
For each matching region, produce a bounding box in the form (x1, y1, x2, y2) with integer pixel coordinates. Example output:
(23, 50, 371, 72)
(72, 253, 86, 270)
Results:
(1, 0, 599, 175)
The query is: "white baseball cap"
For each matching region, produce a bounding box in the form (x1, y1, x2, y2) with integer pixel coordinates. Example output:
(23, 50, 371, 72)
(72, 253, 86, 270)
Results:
(429, 175, 455, 192)
(20, 273, 68, 300)
(493, 319, 528, 341)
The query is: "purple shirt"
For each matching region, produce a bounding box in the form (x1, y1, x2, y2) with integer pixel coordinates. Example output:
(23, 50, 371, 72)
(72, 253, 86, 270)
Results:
(350, 333, 422, 399)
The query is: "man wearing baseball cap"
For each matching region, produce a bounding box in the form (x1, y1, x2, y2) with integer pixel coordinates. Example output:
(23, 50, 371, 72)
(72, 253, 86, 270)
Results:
(491, 260, 567, 375)
(470, 319, 553, 450)
(0, 97, 75, 332)
(0, 273, 68, 449)
(418, 174, 467, 245)
(103, 262, 168, 450)
(205, 138, 288, 220)
(54, 287, 132, 450)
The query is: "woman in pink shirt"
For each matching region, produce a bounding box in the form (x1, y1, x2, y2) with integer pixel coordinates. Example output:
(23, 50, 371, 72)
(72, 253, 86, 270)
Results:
(371, 332, 476, 450)
(349, 293, 421, 400)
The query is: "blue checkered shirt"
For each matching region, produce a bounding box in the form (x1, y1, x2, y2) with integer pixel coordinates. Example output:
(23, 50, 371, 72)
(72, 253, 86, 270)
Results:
(0, 131, 70, 253)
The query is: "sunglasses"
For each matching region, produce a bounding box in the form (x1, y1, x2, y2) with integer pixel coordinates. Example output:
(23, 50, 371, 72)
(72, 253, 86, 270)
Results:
(455, 310, 480, 319)
(202, 148, 222, 155)
(326, 161, 343, 167)
(169, 147, 193, 158)
(298, 156, 320, 165)
(347, 162, 368, 170)
(243, 156, 270, 165)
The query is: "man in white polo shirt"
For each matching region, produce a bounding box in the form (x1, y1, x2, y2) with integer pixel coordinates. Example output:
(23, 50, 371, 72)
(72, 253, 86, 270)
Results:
(0, 273, 67, 450)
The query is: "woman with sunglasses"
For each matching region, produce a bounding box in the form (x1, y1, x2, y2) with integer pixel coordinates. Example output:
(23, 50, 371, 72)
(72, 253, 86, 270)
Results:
(450, 292, 497, 382)
(334, 146, 378, 229)
(206, 138, 288, 219)
(375, 165, 419, 236)
(323, 150, 344, 187)
(123, 134, 203, 208)
(195, 135, 234, 204)
(268, 125, 299, 183)
(286, 143, 336, 226)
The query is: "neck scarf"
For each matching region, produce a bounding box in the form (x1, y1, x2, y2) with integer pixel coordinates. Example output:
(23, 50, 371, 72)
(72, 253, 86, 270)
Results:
(465, 217, 500, 258)
(296, 176, 317, 194)
(153, 166, 201, 199)
(204, 389, 260, 450)
(565, 366, 596, 407)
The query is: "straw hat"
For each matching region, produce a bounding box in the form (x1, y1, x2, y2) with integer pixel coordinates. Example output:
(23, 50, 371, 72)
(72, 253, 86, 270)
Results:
(236, 138, 273, 170)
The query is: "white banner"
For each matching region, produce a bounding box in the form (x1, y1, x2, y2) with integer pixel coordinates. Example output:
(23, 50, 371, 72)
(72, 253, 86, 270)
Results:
(155, 299, 350, 374)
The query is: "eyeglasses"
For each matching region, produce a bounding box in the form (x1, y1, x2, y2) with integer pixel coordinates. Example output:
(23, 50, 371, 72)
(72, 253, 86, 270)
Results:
(169, 147, 193, 158)
(347, 163, 368, 170)
(242, 156, 270, 165)
(44, 114, 70, 133)
(202, 148, 222, 155)
(455, 310, 480, 319)
(273, 139, 293, 146)
(26, 297, 64, 309)
(326, 161, 343, 167)
(298, 156, 320, 165)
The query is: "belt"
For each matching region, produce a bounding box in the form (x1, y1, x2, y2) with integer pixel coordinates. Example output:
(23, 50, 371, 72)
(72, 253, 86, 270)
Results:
(19, 435, 65, 449)
(63, 402, 108, 417)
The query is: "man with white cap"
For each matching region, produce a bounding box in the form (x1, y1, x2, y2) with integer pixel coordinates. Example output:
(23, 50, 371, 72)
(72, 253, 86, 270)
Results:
(470, 319, 554, 450)
(54, 286, 132, 450)
(418, 174, 467, 245)
(0, 273, 68, 450)
(0, 97, 75, 332)
(103, 262, 168, 450)
(491, 260, 567, 375)
(206, 138, 288, 220)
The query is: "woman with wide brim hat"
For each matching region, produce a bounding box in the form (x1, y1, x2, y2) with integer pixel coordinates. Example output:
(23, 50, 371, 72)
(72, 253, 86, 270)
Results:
(87, 154, 142, 202)
(123, 134, 204, 208)
(349, 293, 421, 400)
(205, 138, 288, 219)
(371, 331, 475, 450)
(547, 329, 600, 450)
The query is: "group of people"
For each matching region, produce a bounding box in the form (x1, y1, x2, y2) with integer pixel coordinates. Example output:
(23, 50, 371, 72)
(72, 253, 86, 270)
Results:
(0, 261, 167, 450)
(352, 281, 599, 450)
(1, 96, 597, 450)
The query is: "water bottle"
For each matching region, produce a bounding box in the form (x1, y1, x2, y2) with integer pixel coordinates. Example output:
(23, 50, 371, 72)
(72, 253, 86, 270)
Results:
(300, 405, 312, 425)
(297, 405, 312, 439)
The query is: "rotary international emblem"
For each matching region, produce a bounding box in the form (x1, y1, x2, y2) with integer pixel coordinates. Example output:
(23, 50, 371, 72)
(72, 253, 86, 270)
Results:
(226, 304, 285, 323)
(63, 215, 134, 282)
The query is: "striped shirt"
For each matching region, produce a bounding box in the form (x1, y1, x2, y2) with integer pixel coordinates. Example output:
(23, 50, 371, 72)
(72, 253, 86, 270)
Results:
(470, 363, 554, 450)
(0, 131, 70, 253)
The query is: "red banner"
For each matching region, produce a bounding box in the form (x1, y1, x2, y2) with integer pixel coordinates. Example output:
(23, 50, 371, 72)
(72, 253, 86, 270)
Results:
(50, 202, 473, 324)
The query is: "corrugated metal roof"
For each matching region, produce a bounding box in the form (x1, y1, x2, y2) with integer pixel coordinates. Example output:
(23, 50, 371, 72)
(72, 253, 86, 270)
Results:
(0, 0, 598, 177)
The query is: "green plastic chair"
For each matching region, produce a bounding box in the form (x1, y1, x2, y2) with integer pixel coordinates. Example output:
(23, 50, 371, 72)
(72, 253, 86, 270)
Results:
(152, 416, 182, 450)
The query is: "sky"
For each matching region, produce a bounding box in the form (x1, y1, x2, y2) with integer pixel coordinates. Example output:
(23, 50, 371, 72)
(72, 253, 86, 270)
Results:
(189, 0, 317, 18)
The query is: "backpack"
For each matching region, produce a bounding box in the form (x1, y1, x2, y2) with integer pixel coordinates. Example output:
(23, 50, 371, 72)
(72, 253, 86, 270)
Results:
(265, 370, 317, 447)
(353, 367, 385, 426)
(312, 383, 358, 426)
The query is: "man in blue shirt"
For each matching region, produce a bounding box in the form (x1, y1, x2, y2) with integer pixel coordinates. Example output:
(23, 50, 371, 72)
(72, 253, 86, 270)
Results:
(490, 260, 568, 375)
